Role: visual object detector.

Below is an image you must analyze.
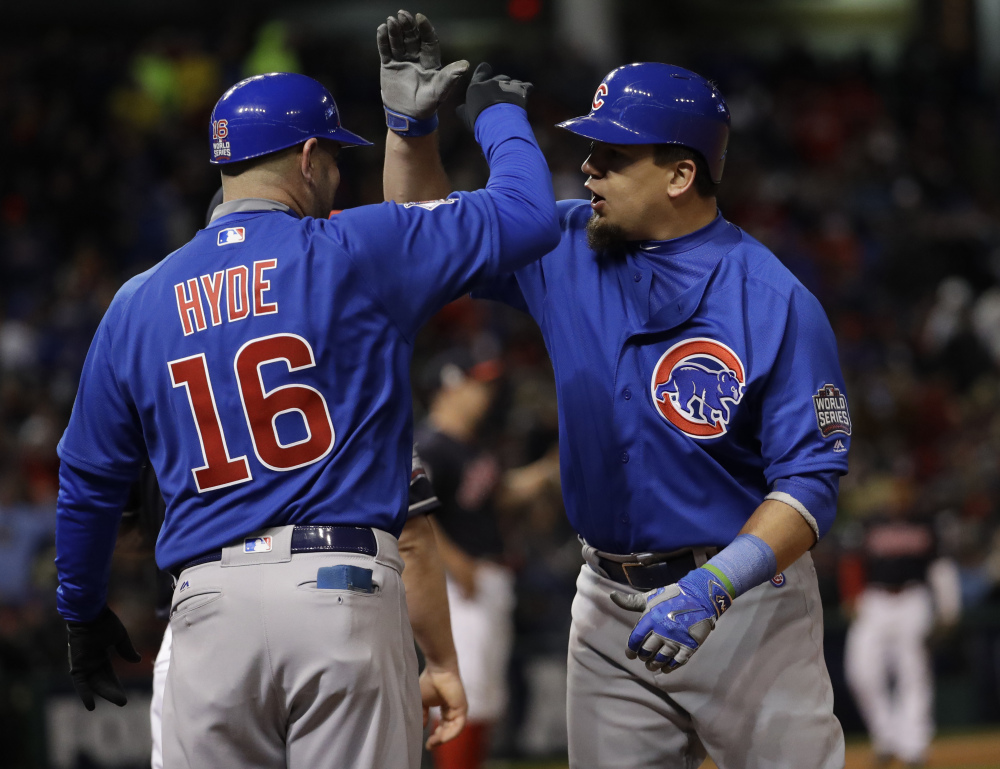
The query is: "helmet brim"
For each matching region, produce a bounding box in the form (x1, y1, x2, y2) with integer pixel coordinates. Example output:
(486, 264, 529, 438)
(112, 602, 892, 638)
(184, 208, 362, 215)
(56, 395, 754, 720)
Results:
(326, 125, 373, 147)
(556, 114, 659, 145)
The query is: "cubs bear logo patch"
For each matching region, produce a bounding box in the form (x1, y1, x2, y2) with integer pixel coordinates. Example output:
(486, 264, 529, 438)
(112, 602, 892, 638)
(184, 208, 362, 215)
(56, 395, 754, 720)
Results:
(650, 338, 745, 439)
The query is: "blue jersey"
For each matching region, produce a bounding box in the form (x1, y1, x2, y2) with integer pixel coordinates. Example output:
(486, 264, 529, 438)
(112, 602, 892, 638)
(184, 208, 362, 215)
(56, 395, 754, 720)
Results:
(55, 104, 559, 619)
(476, 201, 850, 554)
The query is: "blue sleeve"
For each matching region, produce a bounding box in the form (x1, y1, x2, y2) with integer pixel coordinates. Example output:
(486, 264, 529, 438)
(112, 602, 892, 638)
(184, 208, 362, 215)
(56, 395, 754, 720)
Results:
(769, 470, 839, 540)
(55, 459, 134, 622)
(470, 272, 530, 313)
(57, 300, 145, 480)
(754, 283, 851, 483)
(329, 103, 559, 338)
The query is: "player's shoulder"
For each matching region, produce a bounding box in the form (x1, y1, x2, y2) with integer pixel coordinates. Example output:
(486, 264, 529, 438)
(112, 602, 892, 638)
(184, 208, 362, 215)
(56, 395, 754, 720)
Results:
(723, 222, 816, 306)
(105, 251, 182, 323)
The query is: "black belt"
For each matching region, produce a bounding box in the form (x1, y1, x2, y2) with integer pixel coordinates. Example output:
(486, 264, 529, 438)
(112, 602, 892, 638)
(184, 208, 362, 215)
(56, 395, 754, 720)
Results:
(171, 525, 377, 578)
(598, 550, 707, 591)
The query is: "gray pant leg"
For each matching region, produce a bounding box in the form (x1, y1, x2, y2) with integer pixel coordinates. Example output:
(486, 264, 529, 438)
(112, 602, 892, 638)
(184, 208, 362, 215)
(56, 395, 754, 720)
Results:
(280, 554, 421, 769)
(163, 562, 284, 769)
(163, 532, 420, 769)
(568, 555, 844, 769)
(679, 554, 844, 769)
(567, 572, 707, 769)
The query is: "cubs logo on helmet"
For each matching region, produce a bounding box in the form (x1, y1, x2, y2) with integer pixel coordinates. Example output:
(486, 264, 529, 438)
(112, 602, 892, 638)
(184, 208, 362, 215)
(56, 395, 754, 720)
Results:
(651, 338, 745, 439)
(592, 83, 608, 111)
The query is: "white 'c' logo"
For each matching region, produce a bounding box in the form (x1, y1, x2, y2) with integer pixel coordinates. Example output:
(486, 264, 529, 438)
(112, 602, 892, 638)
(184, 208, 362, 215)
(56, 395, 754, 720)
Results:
(592, 83, 608, 111)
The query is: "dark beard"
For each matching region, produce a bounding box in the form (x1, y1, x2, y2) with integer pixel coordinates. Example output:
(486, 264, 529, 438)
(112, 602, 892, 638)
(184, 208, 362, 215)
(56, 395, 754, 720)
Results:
(585, 214, 628, 260)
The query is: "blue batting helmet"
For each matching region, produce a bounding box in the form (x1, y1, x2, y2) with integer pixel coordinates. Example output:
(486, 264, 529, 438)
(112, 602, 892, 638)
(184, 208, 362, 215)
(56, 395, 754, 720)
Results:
(557, 63, 730, 183)
(209, 72, 372, 165)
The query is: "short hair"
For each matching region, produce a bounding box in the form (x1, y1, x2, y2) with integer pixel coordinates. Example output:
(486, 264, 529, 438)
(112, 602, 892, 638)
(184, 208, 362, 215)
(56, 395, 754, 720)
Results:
(652, 144, 719, 198)
(219, 143, 303, 178)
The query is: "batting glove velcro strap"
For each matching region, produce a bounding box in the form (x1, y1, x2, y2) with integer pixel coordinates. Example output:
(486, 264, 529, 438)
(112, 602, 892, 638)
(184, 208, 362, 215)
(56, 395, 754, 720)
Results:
(456, 62, 533, 133)
(378, 10, 469, 133)
(384, 106, 439, 137)
(610, 568, 733, 673)
(66, 605, 142, 711)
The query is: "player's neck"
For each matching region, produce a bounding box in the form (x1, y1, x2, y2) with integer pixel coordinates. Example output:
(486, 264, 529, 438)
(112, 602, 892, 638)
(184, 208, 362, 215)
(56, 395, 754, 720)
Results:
(221, 176, 310, 218)
(642, 196, 717, 242)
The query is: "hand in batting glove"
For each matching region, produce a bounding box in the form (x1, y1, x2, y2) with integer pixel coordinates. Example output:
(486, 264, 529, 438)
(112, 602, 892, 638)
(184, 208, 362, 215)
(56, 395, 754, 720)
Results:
(456, 62, 533, 133)
(67, 605, 142, 710)
(610, 568, 733, 672)
(377, 9, 469, 136)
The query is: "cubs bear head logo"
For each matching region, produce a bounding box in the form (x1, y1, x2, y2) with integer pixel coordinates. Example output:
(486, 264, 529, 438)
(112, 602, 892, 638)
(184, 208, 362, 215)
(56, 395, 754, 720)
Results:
(651, 338, 745, 439)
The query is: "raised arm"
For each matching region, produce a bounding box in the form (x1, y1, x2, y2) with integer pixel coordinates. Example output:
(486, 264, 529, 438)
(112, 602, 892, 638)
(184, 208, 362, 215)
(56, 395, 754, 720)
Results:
(378, 11, 461, 203)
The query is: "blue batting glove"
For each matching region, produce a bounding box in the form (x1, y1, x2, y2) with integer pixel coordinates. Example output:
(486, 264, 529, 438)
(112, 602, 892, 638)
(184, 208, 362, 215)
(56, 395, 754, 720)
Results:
(610, 568, 733, 672)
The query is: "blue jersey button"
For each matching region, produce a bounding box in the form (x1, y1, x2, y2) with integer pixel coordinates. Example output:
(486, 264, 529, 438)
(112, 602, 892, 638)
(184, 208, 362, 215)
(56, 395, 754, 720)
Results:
(622, 513, 630, 523)
(620, 451, 629, 463)
(633, 273, 642, 282)
(623, 388, 632, 400)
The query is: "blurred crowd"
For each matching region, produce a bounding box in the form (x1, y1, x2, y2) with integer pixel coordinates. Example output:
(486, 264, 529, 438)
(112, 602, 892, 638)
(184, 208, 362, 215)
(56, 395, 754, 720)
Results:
(2, 13, 1000, 764)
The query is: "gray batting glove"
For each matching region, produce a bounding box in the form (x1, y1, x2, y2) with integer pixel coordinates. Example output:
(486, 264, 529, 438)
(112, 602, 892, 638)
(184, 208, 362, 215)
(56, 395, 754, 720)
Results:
(377, 9, 469, 136)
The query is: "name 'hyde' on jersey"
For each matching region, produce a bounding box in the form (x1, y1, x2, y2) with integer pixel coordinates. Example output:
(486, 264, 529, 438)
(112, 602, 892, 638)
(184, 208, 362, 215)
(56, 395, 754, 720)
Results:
(58, 188, 519, 572)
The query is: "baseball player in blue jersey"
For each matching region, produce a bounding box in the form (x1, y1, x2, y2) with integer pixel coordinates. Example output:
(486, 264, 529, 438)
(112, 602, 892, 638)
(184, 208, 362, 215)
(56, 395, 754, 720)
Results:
(381, 16, 851, 767)
(55, 56, 559, 768)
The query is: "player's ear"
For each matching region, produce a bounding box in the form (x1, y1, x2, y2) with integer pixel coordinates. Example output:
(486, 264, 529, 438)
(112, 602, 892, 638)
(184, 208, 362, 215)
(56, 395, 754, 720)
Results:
(665, 158, 697, 199)
(299, 138, 319, 183)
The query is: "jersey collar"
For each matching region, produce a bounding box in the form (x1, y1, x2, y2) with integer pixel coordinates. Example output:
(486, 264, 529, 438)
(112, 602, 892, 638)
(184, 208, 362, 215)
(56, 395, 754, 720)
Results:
(635, 211, 728, 255)
(209, 198, 298, 224)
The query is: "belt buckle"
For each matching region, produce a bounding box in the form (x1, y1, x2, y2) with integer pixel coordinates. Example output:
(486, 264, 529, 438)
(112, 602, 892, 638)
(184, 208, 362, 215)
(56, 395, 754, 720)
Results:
(621, 561, 645, 589)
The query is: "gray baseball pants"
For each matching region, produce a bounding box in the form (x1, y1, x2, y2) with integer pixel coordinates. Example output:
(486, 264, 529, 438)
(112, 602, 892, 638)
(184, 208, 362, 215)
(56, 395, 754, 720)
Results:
(161, 526, 421, 769)
(567, 552, 845, 769)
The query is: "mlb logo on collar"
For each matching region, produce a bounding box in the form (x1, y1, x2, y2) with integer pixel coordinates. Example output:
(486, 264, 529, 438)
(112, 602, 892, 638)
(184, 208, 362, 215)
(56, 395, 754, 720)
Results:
(244, 536, 272, 553)
(218, 227, 246, 246)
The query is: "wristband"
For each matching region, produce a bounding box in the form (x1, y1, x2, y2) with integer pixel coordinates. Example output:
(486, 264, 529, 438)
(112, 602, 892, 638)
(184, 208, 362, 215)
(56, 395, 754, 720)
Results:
(384, 106, 439, 137)
(702, 533, 777, 598)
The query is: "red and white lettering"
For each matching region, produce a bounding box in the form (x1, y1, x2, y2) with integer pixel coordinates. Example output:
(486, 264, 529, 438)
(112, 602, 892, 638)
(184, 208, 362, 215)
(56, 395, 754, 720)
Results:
(175, 279, 207, 336)
(235, 334, 334, 471)
(593, 83, 608, 111)
(168, 354, 252, 492)
(253, 259, 278, 316)
(200, 271, 225, 326)
(226, 265, 250, 322)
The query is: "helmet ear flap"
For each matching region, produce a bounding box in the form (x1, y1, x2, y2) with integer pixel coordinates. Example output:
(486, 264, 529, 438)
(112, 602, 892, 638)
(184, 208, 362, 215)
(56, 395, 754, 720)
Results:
(556, 63, 731, 184)
(209, 73, 372, 166)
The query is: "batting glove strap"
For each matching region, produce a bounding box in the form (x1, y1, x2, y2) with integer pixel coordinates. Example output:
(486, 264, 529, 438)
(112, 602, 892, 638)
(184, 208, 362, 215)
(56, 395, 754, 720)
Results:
(66, 605, 141, 711)
(384, 106, 439, 137)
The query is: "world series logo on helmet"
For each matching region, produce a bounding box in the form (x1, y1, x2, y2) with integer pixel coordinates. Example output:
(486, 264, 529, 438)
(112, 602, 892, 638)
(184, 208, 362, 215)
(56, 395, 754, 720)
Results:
(212, 119, 231, 159)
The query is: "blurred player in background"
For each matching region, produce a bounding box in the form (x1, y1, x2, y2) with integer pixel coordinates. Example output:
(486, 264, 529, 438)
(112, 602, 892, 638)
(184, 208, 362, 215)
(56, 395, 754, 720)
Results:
(54, 36, 560, 768)
(840, 475, 961, 768)
(380, 10, 850, 767)
(416, 348, 514, 769)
